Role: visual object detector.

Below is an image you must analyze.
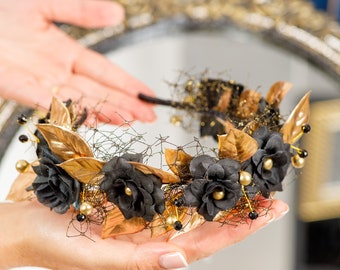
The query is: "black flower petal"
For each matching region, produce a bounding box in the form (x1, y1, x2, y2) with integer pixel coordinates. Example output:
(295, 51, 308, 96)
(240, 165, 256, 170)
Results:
(32, 157, 81, 214)
(243, 126, 291, 197)
(100, 154, 165, 222)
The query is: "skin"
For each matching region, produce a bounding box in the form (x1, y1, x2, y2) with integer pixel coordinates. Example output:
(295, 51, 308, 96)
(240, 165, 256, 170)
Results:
(0, 0, 156, 124)
(0, 199, 289, 269)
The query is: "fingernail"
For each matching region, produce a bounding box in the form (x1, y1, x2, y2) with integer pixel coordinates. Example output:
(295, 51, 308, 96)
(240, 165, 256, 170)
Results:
(159, 252, 188, 269)
(276, 205, 290, 221)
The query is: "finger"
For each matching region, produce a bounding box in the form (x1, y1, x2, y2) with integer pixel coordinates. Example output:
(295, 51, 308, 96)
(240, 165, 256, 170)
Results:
(39, 0, 125, 28)
(73, 48, 156, 98)
(171, 199, 289, 263)
(66, 74, 156, 122)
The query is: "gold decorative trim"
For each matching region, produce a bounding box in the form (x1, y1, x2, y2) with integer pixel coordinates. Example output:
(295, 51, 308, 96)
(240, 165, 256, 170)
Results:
(62, 0, 340, 80)
(298, 99, 340, 222)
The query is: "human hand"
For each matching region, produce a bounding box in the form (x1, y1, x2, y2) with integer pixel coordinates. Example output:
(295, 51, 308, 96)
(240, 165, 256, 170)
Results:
(0, 0, 156, 124)
(0, 199, 289, 269)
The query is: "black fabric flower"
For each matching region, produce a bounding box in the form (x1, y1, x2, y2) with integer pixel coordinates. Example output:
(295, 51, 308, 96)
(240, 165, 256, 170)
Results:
(243, 126, 291, 197)
(100, 154, 165, 222)
(32, 157, 81, 214)
(183, 155, 242, 221)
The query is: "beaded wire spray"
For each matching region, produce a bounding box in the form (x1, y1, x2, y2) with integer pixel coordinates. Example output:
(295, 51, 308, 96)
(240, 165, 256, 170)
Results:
(10, 76, 310, 239)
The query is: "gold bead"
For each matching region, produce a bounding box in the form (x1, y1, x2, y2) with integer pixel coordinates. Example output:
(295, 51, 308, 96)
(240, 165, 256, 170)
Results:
(79, 202, 93, 216)
(166, 215, 177, 226)
(170, 115, 182, 126)
(124, 186, 133, 196)
(263, 158, 273, 170)
(212, 189, 225, 200)
(239, 171, 252, 186)
(291, 154, 305, 168)
(15, 160, 30, 173)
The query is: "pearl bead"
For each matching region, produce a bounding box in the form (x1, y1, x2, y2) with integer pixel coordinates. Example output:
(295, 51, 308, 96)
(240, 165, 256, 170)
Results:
(248, 211, 258, 220)
(174, 220, 183, 231)
(263, 158, 273, 170)
(15, 160, 30, 173)
(213, 189, 225, 200)
(239, 171, 252, 186)
(292, 154, 305, 168)
(124, 187, 133, 196)
(80, 202, 93, 216)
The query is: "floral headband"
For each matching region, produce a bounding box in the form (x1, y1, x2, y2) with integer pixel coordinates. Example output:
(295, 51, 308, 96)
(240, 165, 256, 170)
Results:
(12, 77, 310, 239)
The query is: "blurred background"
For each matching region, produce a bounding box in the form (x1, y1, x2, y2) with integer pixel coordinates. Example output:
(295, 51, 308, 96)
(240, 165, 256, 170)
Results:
(0, 0, 339, 269)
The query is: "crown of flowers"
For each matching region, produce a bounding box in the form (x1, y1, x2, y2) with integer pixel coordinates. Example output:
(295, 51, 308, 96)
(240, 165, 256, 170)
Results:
(13, 78, 310, 239)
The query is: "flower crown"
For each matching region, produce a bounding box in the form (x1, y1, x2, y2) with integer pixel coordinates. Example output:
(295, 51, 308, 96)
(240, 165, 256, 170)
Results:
(13, 78, 310, 239)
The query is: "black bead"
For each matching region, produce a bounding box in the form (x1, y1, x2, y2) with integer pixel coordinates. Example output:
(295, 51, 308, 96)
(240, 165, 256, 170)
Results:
(302, 124, 311, 133)
(18, 134, 29, 143)
(174, 197, 184, 207)
(298, 149, 308, 158)
(17, 114, 28, 125)
(248, 211, 258, 220)
(173, 220, 183, 231)
(76, 213, 86, 222)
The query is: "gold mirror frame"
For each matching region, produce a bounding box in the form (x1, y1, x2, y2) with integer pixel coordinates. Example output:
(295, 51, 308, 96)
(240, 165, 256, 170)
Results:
(62, 0, 340, 81)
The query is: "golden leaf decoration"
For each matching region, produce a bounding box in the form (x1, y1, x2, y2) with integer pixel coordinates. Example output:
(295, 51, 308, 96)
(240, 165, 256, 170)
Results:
(215, 88, 232, 112)
(236, 89, 261, 119)
(37, 124, 93, 161)
(218, 128, 258, 162)
(102, 207, 146, 238)
(280, 92, 311, 144)
(128, 161, 180, 184)
(265, 81, 292, 108)
(58, 157, 105, 184)
(6, 169, 36, 202)
(164, 148, 192, 177)
(50, 97, 72, 128)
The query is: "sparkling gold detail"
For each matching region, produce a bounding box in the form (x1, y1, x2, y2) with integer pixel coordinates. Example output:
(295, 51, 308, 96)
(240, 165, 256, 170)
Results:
(15, 160, 30, 173)
(170, 115, 182, 126)
(292, 154, 305, 168)
(79, 202, 93, 216)
(125, 186, 133, 196)
(213, 189, 225, 200)
(166, 215, 177, 226)
(239, 171, 252, 186)
(263, 158, 273, 170)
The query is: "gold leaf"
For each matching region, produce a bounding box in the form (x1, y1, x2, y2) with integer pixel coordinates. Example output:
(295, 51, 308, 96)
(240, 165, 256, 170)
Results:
(6, 168, 36, 202)
(236, 90, 261, 118)
(265, 81, 292, 108)
(215, 88, 232, 112)
(128, 161, 180, 184)
(37, 124, 93, 161)
(58, 157, 105, 184)
(102, 207, 146, 238)
(50, 97, 71, 128)
(280, 92, 311, 144)
(218, 129, 258, 162)
(164, 148, 192, 177)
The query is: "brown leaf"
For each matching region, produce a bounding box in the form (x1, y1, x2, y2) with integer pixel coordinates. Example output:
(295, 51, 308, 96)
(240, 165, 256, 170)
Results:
(236, 90, 261, 118)
(101, 207, 146, 238)
(37, 124, 93, 161)
(50, 97, 72, 128)
(6, 169, 36, 202)
(214, 88, 232, 112)
(280, 92, 311, 144)
(164, 148, 192, 177)
(128, 161, 180, 184)
(265, 81, 292, 108)
(58, 157, 105, 184)
(218, 129, 258, 162)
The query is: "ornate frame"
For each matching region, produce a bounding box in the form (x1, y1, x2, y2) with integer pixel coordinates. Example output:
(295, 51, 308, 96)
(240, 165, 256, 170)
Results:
(298, 98, 340, 222)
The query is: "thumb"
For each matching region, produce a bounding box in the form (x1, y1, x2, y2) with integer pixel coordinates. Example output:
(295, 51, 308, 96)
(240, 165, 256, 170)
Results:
(40, 0, 125, 28)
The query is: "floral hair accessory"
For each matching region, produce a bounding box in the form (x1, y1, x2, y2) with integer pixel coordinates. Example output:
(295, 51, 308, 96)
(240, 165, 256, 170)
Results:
(11, 78, 310, 239)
